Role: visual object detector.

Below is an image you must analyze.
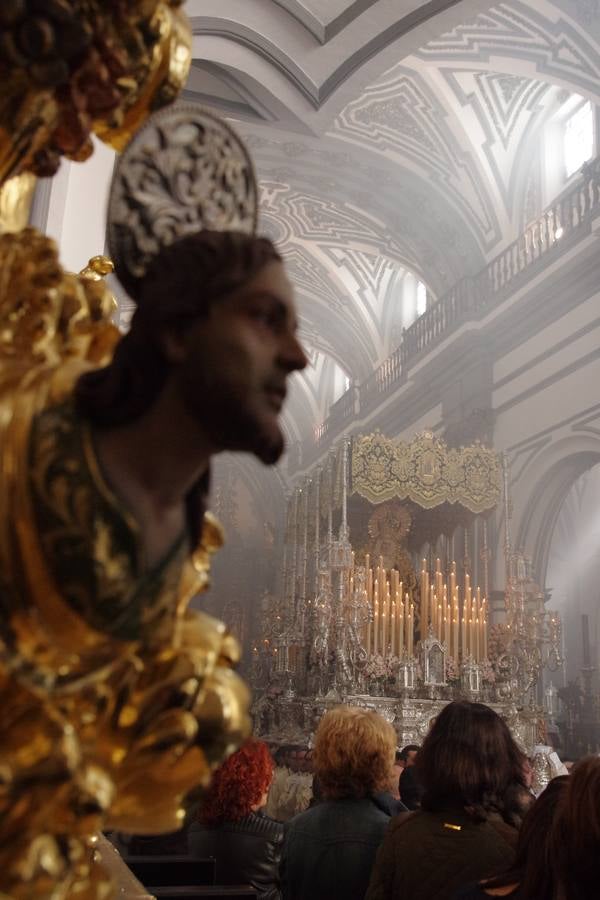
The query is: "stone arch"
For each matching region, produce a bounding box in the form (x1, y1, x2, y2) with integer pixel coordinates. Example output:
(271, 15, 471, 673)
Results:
(512, 436, 600, 587)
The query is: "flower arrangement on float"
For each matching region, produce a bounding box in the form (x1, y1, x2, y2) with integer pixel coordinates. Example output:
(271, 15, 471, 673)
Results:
(445, 656, 460, 683)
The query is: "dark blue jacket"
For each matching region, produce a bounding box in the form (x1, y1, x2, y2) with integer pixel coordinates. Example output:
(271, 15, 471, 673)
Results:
(281, 796, 393, 900)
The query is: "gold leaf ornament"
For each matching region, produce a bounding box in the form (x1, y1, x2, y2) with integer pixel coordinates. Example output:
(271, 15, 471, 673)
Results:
(0, 227, 251, 896)
(0, 1, 191, 185)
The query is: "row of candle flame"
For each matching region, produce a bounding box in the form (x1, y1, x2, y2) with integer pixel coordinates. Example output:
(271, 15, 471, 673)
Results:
(356, 555, 488, 663)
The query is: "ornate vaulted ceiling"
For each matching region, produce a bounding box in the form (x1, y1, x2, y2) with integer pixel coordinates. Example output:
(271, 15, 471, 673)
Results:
(185, 0, 600, 454)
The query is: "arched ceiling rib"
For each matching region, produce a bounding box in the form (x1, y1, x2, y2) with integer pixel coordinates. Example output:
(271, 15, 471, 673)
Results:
(272, 1, 381, 44)
(188, 0, 498, 113)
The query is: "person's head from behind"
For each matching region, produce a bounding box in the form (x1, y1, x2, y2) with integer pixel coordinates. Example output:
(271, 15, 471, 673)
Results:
(483, 775, 568, 897)
(399, 744, 420, 767)
(76, 230, 307, 465)
(199, 738, 274, 826)
(417, 701, 526, 823)
(313, 705, 396, 800)
(550, 756, 600, 900)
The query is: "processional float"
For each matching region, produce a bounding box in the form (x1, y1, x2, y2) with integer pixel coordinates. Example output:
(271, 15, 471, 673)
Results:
(254, 432, 563, 750)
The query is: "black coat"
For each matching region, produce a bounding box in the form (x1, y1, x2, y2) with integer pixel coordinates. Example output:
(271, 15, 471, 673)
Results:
(399, 766, 424, 810)
(188, 811, 283, 900)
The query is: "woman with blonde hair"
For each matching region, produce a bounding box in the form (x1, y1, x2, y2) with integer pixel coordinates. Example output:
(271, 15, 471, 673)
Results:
(281, 705, 398, 900)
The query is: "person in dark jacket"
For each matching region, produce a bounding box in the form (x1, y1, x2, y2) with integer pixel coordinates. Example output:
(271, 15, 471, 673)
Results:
(366, 701, 529, 900)
(452, 775, 568, 900)
(281, 705, 398, 900)
(399, 763, 424, 810)
(188, 739, 283, 900)
(456, 758, 600, 900)
(396, 744, 423, 809)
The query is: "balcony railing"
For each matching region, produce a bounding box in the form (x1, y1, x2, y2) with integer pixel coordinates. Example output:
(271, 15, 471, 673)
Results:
(294, 156, 600, 471)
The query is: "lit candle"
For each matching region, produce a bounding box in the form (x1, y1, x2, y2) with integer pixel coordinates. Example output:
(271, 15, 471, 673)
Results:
(391, 601, 396, 656)
(373, 583, 380, 655)
(452, 589, 460, 660)
(481, 599, 488, 659)
(450, 561, 457, 600)
(420, 559, 428, 632)
(443, 584, 449, 646)
(477, 589, 483, 661)
(465, 577, 472, 657)
(435, 558, 443, 606)
(408, 602, 414, 658)
(461, 594, 467, 660)
(382, 590, 388, 659)
(398, 596, 404, 656)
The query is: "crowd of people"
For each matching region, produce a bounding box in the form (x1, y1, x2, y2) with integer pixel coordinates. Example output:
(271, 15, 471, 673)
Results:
(174, 700, 600, 900)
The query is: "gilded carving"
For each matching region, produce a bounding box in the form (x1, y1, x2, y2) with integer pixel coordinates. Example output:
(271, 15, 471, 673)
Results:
(0, 1, 191, 185)
(0, 229, 250, 897)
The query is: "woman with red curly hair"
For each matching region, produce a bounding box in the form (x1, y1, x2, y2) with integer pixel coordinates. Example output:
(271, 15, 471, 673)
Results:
(188, 739, 283, 899)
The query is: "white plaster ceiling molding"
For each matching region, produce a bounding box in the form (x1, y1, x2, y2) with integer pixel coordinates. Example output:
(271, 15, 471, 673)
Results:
(438, 71, 560, 221)
(185, 0, 501, 128)
(284, 245, 378, 378)
(183, 61, 285, 126)
(273, 0, 381, 43)
(329, 0, 600, 254)
(260, 177, 411, 261)
(258, 165, 464, 283)
(258, 178, 427, 372)
(414, 1, 600, 101)
(319, 247, 423, 360)
(330, 63, 503, 253)
(239, 127, 486, 291)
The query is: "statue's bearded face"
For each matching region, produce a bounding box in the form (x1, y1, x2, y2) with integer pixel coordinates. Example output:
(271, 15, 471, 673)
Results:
(173, 260, 307, 464)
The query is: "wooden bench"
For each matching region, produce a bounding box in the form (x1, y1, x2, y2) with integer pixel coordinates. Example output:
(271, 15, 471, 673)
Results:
(124, 855, 216, 888)
(150, 888, 257, 900)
